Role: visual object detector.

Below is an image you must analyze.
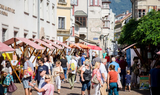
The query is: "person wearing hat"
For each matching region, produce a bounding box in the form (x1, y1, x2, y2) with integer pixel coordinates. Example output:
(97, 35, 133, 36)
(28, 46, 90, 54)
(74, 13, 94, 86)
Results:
(37, 67, 47, 95)
(68, 56, 77, 89)
(2, 68, 14, 95)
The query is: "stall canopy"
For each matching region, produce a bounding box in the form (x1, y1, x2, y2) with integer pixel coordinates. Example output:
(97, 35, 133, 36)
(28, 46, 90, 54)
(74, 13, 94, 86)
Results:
(122, 43, 137, 51)
(76, 43, 91, 49)
(31, 39, 55, 49)
(52, 40, 71, 49)
(0, 42, 15, 52)
(43, 39, 63, 49)
(4, 38, 45, 50)
(66, 41, 81, 49)
(88, 45, 102, 50)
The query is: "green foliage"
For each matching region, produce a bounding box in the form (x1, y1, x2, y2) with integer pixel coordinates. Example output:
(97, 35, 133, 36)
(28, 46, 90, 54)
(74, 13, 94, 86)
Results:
(118, 10, 160, 46)
(118, 19, 139, 44)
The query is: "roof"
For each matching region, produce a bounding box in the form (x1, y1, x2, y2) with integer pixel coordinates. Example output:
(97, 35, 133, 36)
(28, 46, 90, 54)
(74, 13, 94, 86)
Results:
(0, 42, 15, 52)
(3, 38, 45, 50)
(115, 13, 132, 23)
(31, 39, 55, 49)
(65, 41, 81, 49)
(53, 40, 71, 49)
(43, 39, 63, 49)
(75, 10, 87, 16)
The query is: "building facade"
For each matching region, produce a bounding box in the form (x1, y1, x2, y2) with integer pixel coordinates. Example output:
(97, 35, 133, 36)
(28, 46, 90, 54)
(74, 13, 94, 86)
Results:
(131, 0, 160, 19)
(57, 0, 71, 42)
(0, 0, 57, 42)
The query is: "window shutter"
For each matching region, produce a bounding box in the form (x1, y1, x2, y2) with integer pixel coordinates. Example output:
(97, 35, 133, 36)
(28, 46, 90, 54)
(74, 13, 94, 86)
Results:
(58, 18, 61, 28)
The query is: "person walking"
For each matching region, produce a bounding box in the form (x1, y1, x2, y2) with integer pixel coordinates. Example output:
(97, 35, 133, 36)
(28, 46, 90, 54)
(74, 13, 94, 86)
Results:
(34, 58, 49, 86)
(149, 61, 160, 95)
(81, 53, 86, 65)
(53, 60, 63, 94)
(23, 57, 34, 95)
(29, 74, 54, 95)
(93, 54, 102, 66)
(119, 56, 128, 87)
(107, 65, 119, 95)
(99, 59, 108, 84)
(92, 62, 103, 95)
(102, 51, 107, 59)
(37, 69, 47, 95)
(60, 55, 68, 82)
(2, 68, 14, 95)
(66, 52, 72, 64)
(81, 60, 92, 95)
(125, 70, 131, 92)
(44, 57, 51, 74)
(68, 56, 77, 89)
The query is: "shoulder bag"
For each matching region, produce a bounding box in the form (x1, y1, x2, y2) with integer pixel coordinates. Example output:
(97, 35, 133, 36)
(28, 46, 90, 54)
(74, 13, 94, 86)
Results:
(91, 70, 99, 84)
(117, 73, 122, 89)
(7, 76, 17, 93)
(59, 66, 65, 80)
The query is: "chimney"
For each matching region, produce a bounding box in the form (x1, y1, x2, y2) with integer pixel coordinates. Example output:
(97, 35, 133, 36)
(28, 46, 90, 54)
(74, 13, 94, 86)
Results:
(126, 10, 129, 14)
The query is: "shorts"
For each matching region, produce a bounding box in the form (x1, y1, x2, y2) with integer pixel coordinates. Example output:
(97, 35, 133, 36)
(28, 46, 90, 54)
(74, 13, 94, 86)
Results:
(22, 77, 32, 88)
(126, 83, 131, 86)
(81, 81, 91, 91)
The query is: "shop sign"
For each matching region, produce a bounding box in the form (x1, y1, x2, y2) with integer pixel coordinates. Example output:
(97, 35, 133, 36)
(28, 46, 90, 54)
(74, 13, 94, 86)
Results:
(0, 4, 15, 16)
(93, 38, 98, 40)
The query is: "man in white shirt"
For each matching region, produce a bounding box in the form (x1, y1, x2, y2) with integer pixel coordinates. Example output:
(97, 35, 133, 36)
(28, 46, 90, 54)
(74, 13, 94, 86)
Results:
(99, 59, 108, 84)
(44, 57, 51, 74)
(37, 69, 47, 95)
(68, 56, 77, 89)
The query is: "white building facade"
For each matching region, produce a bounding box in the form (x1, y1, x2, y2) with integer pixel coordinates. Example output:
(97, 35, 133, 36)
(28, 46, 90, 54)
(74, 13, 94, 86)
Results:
(0, 0, 57, 42)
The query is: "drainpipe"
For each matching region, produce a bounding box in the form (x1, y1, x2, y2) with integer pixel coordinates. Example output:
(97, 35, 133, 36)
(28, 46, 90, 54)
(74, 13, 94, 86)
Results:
(37, 0, 40, 39)
(87, 0, 88, 42)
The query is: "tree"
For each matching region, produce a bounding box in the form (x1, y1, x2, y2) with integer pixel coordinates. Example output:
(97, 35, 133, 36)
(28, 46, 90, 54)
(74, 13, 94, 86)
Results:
(118, 19, 140, 45)
(133, 10, 160, 46)
(118, 10, 160, 46)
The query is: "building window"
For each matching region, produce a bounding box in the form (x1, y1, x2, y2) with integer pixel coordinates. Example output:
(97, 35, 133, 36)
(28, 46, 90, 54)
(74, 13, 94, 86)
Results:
(33, 0, 37, 16)
(90, 0, 99, 6)
(2, 28, 7, 42)
(14, 31, 18, 37)
(52, 5, 55, 24)
(58, 17, 65, 29)
(40, 0, 44, 18)
(59, 0, 65, 2)
(104, 21, 110, 28)
(24, 33, 28, 38)
(47, 3, 50, 21)
(32, 35, 36, 38)
(75, 0, 78, 5)
(138, 9, 145, 17)
(75, 17, 87, 27)
(24, 0, 29, 12)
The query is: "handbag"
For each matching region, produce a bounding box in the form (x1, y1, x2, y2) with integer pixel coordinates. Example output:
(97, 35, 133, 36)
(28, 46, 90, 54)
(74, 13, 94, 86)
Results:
(59, 66, 65, 80)
(91, 70, 99, 84)
(117, 74, 122, 89)
(7, 76, 17, 93)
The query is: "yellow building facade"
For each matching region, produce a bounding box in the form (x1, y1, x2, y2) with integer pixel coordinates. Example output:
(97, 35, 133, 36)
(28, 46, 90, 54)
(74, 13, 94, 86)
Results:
(57, 0, 71, 41)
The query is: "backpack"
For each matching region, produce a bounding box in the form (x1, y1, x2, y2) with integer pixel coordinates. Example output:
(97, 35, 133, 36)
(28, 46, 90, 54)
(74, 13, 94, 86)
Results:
(70, 61, 75, 71)
(83, 68, 92, 81)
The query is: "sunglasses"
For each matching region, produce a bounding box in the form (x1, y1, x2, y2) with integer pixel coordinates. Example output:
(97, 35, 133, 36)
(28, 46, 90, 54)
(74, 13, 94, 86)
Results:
(45, 77, 50, 79)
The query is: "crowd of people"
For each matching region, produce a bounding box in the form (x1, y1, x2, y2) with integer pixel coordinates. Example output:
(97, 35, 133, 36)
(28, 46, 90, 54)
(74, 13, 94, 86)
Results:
(0, 50, 160, 95)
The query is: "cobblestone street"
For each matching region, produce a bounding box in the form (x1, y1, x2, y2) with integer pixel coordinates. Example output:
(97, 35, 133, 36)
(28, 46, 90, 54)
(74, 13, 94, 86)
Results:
(13, 79, 150, 95)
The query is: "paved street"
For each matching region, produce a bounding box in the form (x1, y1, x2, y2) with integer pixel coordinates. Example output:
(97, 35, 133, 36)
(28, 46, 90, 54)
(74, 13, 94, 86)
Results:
(13, 77, 150, 95)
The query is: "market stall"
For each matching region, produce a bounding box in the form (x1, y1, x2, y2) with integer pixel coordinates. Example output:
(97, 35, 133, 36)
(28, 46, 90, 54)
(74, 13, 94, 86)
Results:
(3, 38, 45, 83)
(43, 39, 63, 55)
(0, 41, 16, 82)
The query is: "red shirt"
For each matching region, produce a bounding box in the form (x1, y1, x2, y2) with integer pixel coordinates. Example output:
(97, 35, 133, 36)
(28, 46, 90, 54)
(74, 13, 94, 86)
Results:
(109, 71, 118, 83)
(105, 56, 110, 62)
(119, 60, 128, 70)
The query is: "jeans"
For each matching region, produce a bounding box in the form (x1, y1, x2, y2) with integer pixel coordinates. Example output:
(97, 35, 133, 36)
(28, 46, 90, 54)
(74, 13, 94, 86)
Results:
(68, 73, 75, 87)
(81, 81, 91, 91)
(63, 67, 67, 79)
(120, 69, 126, 86)
(109, 82, 119, 95)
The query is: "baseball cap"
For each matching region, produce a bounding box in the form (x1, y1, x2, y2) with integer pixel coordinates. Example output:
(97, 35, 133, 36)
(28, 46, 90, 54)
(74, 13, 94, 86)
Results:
(82, 53, 86, 55)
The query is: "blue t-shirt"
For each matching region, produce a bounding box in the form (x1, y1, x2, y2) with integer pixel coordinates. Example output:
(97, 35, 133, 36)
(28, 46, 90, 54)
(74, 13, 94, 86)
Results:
(66, 55, 72, 63)
(109, 61, 120, 72)
(81, 56, 85, 65)
(34, 65, 49, 81)
(125, 74, 131, 83)
(149, 68, 160, 87)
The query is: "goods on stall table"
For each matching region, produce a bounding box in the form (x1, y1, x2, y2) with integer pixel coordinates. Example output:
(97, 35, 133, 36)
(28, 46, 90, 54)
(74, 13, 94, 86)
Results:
(139, 76, 149, 90)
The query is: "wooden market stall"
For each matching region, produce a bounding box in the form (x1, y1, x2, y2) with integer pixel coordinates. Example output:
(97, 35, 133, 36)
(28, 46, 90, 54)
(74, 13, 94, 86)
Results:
(43, 39, 63, 55)
(3, 38, 45, 83)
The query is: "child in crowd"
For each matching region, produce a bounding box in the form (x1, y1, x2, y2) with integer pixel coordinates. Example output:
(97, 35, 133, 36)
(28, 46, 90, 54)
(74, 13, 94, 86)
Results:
(125, 70, 131, 92)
